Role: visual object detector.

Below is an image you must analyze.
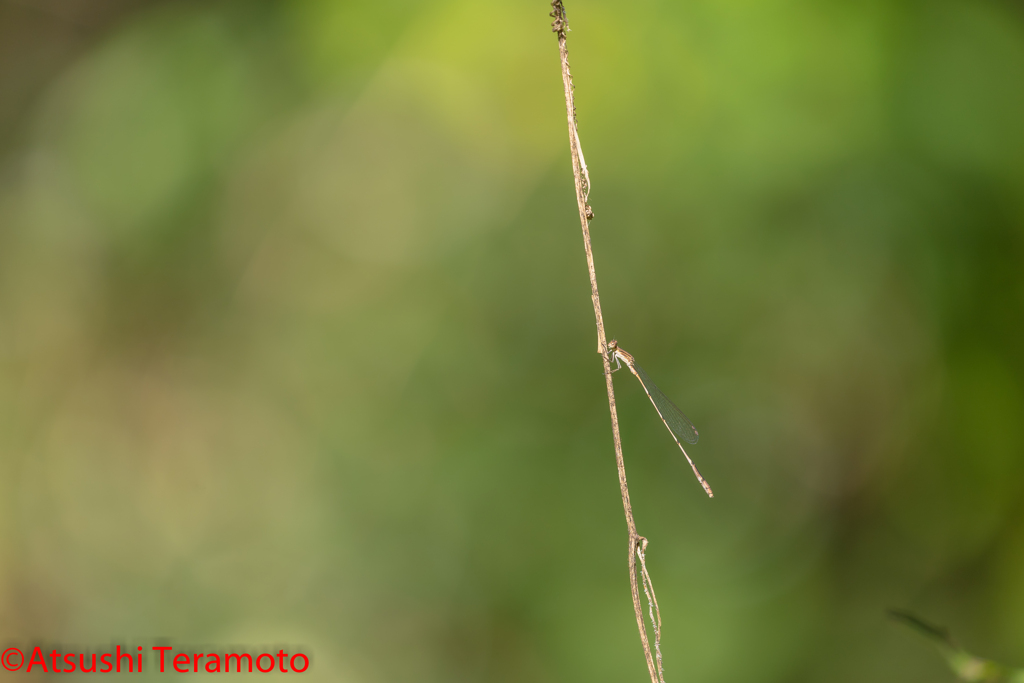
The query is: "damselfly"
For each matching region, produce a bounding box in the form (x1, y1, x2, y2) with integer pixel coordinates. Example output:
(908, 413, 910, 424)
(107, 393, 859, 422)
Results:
(608, 340, 713, 498)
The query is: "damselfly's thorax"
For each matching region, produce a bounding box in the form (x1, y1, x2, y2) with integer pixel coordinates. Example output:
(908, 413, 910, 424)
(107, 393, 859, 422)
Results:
(606, 339, 634, 371)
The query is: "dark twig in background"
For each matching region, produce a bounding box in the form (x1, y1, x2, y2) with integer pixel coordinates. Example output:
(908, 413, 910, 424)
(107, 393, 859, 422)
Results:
(549, 2, 663, 680)
(889, 610, 1024, 682)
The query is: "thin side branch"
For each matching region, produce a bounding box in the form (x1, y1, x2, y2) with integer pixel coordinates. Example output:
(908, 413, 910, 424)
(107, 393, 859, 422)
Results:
(550, 3, 659, 681)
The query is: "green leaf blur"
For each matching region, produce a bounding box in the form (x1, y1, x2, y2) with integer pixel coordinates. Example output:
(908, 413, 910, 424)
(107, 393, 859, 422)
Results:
(1, 1, 1023, 681)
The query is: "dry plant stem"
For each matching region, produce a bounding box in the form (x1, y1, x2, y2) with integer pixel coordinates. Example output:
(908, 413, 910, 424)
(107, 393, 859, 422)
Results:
(550, 3, 658, 682)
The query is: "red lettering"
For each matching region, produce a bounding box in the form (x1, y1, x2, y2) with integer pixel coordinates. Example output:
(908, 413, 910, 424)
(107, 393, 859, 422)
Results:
(152, 647, 171, 672)
(116, 645, 133, 672)
(26, 647, 48, 673)
(7, 646, 311, 675)
(173, 653, 190, 673)
(256, 653, 274, 672)
(79, 653, 97, 673)
(226, 653, 252, 672)
(290, 653, 309, 673)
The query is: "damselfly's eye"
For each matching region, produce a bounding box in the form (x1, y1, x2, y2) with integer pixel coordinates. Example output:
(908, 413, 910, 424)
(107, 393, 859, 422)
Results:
(585, 205, 595, 220)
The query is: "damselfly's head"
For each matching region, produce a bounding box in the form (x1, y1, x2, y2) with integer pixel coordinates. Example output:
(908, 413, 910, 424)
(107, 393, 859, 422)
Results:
(606, 339, 618, 355)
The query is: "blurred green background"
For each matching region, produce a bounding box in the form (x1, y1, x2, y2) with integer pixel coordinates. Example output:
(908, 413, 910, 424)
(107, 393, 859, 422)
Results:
(1, 0, 1023, 681)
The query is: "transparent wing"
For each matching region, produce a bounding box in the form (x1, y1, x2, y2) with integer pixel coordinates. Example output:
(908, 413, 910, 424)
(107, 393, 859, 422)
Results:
(631, 362, 699, 445)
